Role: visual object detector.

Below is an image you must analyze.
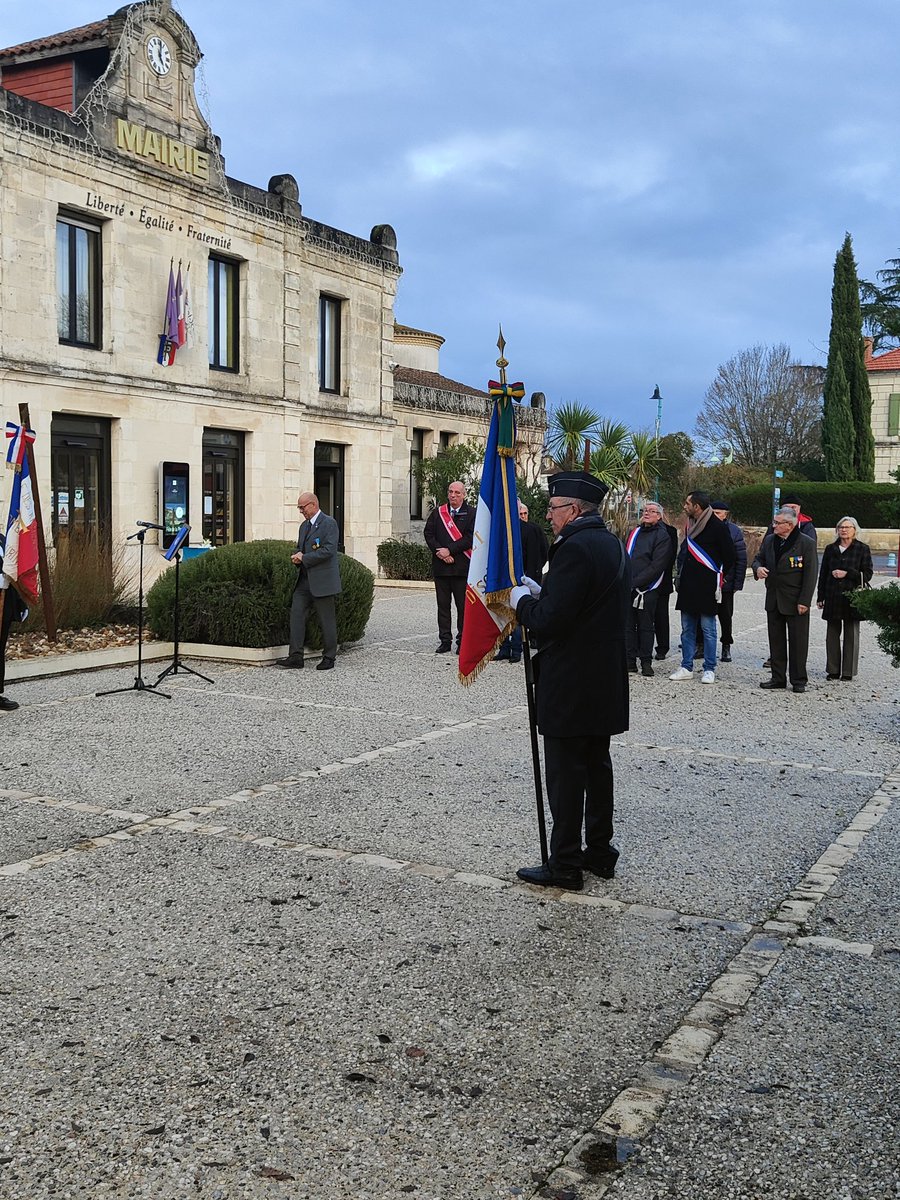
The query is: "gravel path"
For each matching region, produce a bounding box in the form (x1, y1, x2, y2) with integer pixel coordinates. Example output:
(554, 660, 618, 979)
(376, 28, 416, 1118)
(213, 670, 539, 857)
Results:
(0, 585, 897, 1199)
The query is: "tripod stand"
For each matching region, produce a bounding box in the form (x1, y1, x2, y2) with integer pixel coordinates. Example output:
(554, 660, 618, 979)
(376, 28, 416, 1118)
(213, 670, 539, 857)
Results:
(96, 528, 170, 700)
(153, 546, 213, 687)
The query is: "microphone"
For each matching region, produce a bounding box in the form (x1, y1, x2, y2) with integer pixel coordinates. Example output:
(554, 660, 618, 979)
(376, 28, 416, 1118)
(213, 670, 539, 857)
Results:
(136, 520, 165, 530)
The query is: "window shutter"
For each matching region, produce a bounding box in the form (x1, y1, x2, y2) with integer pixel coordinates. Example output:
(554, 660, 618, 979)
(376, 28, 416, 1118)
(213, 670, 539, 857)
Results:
(889, 393, 900, 437)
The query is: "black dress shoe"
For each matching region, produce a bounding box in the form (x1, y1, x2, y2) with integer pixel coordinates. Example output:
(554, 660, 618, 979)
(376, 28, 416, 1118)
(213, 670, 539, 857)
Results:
(720, 647, 732, 662)
(316, 657, 335, 671)
(276, 655, 304, 669)
(628, 662, 639, 674)
(509, 655, 521, 663)
(0, 695, 19, 711)
(655, 651, 668, 661)
(516, 864, 583, 891)
(826, 673, 839, 680)
(763, 657, 771, 669)
(792, 683, 806, 693)
(759, 680, 786, 690)
(841, 675, 852, 681)
(641, 661, 654, 677)
(494, 652, 510, 661)
(435, 645, 452, 654)
(583, 850, 619, 879)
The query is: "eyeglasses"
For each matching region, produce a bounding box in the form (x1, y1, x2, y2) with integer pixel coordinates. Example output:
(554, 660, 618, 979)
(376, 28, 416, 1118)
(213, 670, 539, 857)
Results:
(547, 502, 575, 513)
(773, 520, 791, 526)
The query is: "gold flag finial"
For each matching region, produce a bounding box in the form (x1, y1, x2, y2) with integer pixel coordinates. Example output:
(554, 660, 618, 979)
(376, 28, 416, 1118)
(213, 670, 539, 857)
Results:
(496, 326, 508, 387)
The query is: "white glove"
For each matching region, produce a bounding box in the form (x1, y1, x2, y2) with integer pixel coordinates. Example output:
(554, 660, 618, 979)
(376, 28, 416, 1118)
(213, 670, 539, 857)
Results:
(510, 585, 531, 609)
(520, 574, 542, 597)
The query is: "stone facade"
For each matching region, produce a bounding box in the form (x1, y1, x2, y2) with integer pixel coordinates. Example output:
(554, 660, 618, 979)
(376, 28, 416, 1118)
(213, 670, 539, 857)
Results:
(0, 3, 547, 590)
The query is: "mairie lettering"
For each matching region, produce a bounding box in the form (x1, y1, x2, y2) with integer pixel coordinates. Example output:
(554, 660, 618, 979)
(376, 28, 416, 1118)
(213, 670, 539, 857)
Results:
(116, 119, 210, 183)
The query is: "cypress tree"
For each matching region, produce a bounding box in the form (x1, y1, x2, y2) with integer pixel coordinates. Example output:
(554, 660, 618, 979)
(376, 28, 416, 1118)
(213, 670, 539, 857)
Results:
(821, 354, 855, 480)
(823, 234, 875, 481)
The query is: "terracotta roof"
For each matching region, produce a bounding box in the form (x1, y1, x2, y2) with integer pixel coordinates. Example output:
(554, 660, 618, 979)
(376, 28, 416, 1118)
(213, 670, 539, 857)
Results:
(393, 366, 489, 399)
(0, 20, 108, 61)
(866, 347, 900, 372)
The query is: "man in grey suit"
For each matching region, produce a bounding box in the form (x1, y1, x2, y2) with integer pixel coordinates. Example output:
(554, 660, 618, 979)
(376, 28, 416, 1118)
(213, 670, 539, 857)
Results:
(277, 492, 341, 671)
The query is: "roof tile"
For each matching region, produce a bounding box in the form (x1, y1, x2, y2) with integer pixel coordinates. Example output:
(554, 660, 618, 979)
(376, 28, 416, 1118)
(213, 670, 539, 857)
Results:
(0, 20, 108, 61)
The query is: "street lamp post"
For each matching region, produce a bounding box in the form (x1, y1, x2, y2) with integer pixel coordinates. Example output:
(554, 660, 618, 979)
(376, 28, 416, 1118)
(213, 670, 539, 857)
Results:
(652, 385, 662, 502)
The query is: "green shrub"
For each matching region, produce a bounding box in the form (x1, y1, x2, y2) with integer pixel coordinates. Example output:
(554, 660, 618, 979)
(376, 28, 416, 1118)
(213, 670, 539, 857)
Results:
(729, 483, 899, 528)
(377, 538, 433, 581)
(146, 540, 374, 649)
(851, 582, 900, 666)
(22, 537, 128, 633)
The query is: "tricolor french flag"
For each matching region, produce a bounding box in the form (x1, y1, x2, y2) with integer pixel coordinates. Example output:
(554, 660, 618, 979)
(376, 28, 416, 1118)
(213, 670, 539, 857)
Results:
(4, 422, 39, 604)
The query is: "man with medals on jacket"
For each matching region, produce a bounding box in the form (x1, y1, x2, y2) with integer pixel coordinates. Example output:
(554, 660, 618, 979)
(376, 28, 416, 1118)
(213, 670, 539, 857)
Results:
(509, 471, 630, 891)
(753, 507, 818, 693)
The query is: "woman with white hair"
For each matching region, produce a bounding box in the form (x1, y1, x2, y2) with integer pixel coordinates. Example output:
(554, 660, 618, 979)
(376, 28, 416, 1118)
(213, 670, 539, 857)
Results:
(816, 516, 873, 681)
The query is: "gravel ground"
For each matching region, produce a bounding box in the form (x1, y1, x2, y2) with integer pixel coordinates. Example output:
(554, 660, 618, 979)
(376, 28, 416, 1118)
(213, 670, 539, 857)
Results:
(0, 584, 897, 1199)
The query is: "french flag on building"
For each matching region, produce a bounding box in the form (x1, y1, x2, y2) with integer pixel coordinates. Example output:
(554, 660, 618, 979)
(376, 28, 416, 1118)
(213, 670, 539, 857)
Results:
(457, 377, 524, 684)
(4, 422, 40, 604)
(157, 261, 182, 366)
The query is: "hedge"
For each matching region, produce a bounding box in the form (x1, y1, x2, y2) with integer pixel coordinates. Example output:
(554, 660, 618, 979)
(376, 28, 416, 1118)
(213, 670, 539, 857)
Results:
(729, 483, 899, 529)
(146, 540, 374, 649)
(377, 538, 433, 581)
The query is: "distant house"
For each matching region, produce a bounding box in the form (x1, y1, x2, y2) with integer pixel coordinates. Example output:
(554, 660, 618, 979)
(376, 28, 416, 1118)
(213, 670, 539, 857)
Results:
(864, 341, 900, 481)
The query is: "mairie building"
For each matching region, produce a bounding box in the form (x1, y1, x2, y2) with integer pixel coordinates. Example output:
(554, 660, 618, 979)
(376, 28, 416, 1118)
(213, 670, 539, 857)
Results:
(0, 1, 547, 581)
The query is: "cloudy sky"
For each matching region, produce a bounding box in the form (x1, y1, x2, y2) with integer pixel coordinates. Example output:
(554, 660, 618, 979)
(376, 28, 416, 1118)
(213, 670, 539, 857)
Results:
(7, 0, 900, 434)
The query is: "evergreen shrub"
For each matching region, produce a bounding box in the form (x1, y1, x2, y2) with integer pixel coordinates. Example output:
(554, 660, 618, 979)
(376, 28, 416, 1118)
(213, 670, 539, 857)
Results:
(146, 540, 374, 648)
(377, 538, 433, 581)
(729, 483, 898, 528)
(851, 582, 900, 666)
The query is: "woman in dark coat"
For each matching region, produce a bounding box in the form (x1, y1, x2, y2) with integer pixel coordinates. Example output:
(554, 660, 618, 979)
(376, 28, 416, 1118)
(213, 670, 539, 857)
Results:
(816, 516, 873, 681)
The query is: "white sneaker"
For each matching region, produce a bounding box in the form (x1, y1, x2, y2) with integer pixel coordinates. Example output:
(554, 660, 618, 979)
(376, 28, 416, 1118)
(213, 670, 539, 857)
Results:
(669, 666, 693, 681)
(701, 670, 716, 684)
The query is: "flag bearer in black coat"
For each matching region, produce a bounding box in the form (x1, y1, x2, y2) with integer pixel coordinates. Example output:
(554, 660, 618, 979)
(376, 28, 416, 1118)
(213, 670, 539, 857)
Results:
(510, 471, 630, 891)
(494, 500, 550, 663)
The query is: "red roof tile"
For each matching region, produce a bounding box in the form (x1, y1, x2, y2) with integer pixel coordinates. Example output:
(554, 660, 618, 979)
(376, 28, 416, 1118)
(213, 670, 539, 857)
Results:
(866, 347, 900, 372)
(393, 366, 489, 399)
(0, 20, 108, 62)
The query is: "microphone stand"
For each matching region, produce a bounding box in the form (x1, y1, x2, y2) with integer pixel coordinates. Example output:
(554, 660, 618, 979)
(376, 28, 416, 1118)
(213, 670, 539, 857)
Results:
(96, 528, 170, 699)
(153, 546, 213, 686)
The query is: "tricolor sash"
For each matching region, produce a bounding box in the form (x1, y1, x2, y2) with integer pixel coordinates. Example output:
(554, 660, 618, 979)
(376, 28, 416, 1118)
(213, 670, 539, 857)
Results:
(439, 505, 472, 559)
(685, 535, 723, 596)
(625, 526, 663, 605)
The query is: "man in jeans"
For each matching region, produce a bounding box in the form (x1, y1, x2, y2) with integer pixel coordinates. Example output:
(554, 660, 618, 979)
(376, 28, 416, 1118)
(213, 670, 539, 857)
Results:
(670, 491, 735, 685)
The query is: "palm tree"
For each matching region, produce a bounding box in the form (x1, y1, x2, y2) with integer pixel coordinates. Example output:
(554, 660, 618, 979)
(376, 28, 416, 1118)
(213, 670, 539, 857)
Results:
(626, 430, 661, 499)
(547, 402, 599, 469)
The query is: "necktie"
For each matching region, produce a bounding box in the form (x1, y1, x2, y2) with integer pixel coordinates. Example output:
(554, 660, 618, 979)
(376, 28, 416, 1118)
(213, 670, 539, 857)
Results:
(450, 509, 457, 518)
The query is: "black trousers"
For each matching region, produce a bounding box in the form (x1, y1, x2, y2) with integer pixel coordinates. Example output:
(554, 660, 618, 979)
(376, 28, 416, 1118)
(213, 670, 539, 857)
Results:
(434, 576, 467, 647)
(654, 591, 671, 656)
(717, 590, 735, 646)
(543, 734, 614, 871)
(0, 591, 14, 694)
(766, 609, 810, 686)
(627, 589, 659, 663)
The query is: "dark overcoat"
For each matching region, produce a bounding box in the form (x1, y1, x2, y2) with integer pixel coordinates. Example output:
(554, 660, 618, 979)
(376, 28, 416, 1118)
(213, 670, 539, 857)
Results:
(515, 514, 630, 739)
(423, 502, 475, 577)
(675, 514, 736, 616)
(521, 519, 550, 580)
(627, 522, 676, 591)
(816, 539, 873, 622)
(753, 528, 818, 614)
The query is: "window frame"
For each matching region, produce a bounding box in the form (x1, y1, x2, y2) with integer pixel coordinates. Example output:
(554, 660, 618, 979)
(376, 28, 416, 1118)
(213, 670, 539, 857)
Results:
(56, 212, 102, 349)
(318, 294, 342, 393)
(888, 392, 900, 437)
(208, 255, 240, 373)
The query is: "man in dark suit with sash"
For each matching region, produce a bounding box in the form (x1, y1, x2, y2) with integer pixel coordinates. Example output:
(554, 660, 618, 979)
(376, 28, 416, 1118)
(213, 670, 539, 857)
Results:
(423, 481, 475, 654)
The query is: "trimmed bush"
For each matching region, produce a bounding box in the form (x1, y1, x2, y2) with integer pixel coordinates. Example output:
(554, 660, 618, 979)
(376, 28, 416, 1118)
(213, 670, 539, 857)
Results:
(850, 582, 900, 666)
(730, 483, 899, 529)
(146, 540, 374, 649)
(377, 537, 433, 581)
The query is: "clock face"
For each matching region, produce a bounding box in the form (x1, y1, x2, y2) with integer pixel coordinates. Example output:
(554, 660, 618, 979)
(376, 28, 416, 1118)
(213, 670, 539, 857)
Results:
(146, 35, 172, 76)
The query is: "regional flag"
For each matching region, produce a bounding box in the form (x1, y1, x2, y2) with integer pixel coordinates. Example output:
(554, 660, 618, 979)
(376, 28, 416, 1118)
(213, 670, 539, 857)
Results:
(458, 383, 524, 683)
(3, 422, 39, 604)
(175, 265, 186, 347)
(157, 263, 180, 366)
(183, 265, 196, 349)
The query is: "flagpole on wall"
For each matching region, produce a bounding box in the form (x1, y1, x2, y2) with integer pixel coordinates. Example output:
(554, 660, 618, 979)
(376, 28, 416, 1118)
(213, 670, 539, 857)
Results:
(18, 403, 56, 642)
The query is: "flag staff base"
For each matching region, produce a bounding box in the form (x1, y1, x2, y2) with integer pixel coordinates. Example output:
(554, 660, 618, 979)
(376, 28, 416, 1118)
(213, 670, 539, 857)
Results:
(521, 628, 549, 865)
(153, 550, 213, 687)
(96, 529, 170, 701)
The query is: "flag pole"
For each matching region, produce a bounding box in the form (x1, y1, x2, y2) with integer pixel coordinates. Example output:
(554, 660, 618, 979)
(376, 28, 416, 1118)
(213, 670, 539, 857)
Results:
(17, 403, 56, 641)
(494, 332, 549, 865)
